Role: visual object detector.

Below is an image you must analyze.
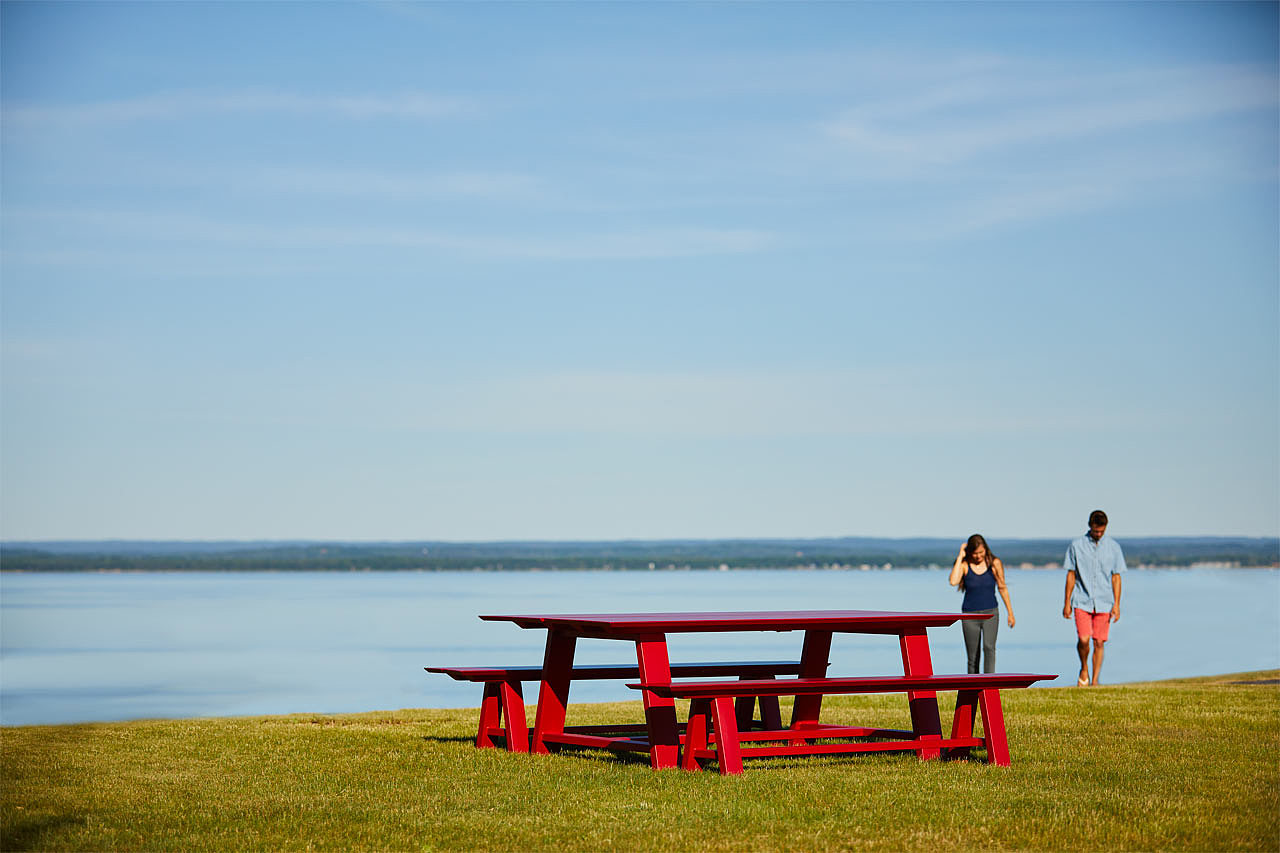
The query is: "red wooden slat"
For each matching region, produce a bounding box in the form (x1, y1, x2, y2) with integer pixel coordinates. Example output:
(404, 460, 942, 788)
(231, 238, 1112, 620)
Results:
(426, 660, 803, 682)
(732, 737, 987, 759)
(540, 732, 651, 753)
(629, 673, 1056, 698)
(735, 726, 912, 742)
(480, 610, 988, 636)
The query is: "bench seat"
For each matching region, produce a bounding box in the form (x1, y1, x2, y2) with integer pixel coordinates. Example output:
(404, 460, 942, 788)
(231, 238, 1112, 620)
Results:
(627, 672, 1056, 773)
(426, 660, 804, 752)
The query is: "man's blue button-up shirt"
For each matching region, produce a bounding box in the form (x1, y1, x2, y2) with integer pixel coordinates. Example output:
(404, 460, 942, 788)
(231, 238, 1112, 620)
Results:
(1065, 533, 1126, 612)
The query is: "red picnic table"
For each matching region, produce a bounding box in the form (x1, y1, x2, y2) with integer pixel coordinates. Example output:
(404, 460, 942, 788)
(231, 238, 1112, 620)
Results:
(478, 610, 1052, 772)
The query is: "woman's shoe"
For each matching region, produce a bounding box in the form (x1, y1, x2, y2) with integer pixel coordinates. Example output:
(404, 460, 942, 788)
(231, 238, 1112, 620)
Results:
(1077, 672, 1089, 687)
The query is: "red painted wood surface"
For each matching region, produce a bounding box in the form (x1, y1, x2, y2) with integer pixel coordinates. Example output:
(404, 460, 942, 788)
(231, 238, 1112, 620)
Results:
(425, 660, 803, 682)
(531, 630, 575, 755)
(477, 609, 994, 771)
(430, 660, 801, 754)
(628, 673, 1055, 697)
(789, 628, 833, 741)
(480, 610, 985, 635)
(651, 673, 1055, 774)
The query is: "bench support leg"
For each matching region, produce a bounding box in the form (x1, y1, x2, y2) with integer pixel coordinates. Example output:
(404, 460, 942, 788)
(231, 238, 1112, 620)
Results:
(710, 696, 744, 775)
(978, 688, 1010, 766)
(500, 679, 528, 753)
(684, 698, 712, 770)
(735, 673, 784, 731)
(476, 682, 502, 749)
(948, 688, 980, 760)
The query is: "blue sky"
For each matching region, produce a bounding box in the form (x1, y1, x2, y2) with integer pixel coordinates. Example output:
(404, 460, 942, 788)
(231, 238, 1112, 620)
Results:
(2, 1, 1276, 542)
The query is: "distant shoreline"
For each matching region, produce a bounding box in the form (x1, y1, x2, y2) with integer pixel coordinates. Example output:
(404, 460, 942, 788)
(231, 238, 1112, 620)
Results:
(2, 536, 1276, 573)
(2, 563, 1276, 574)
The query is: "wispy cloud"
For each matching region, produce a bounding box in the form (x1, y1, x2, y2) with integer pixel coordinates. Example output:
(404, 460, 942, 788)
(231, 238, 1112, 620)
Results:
(925, 182, 1124, 238)
(3, 206, 776, 261)
(249, 167, 545, 200)
(2, 90, 476, 125)
(804, 60, 1279, 235)
(823, 63, 1277, 172)
(160, 366, 1177, 439)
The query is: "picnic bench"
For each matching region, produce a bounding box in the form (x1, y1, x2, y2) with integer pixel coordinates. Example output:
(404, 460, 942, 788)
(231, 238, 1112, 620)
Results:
(426, 660, 804, 751)
(628, 672, 1055, 774)
(432, 610, 1055, 772)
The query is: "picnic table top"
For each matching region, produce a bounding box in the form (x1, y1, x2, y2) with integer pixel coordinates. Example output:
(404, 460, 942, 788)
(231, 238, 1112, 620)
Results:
(479, 609, 989, 635)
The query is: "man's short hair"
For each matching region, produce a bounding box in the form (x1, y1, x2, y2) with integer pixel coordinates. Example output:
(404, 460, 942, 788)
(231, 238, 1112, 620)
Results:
(1089, 509, 1108, 527)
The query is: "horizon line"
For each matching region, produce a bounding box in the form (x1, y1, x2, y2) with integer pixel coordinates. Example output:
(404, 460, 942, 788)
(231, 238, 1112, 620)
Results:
(4, 534, 1278, 546)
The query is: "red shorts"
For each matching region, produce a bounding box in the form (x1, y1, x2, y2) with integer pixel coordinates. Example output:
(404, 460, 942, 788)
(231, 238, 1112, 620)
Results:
(1074, 609, 1112, 641)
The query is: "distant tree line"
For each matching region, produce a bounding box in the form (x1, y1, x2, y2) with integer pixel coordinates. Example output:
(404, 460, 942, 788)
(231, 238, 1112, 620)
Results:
(1, 537, 1276, 572)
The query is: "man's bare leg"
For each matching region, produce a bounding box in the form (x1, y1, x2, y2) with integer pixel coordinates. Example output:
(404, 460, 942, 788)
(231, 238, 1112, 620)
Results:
(1076, 639, 1090, 686)
(1090, 640, 1105, 686)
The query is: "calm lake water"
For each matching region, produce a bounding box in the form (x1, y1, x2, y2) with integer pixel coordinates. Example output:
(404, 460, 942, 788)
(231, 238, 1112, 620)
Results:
(2, 568, 1277, 726)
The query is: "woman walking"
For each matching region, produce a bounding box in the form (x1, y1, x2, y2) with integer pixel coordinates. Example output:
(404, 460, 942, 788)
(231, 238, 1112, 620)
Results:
(949, 534, 1015, 673)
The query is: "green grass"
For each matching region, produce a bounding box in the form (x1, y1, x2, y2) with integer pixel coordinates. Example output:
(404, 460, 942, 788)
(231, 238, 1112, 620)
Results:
(3, 671, 1277, 851)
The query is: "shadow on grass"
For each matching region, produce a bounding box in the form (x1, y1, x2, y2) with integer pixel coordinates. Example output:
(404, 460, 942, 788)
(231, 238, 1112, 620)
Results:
(551, 743, 996, 773)
(547, 745, 653, 767)
(1, 815, 89, 852)
(415, 729, 656, 766)
(940, 749, 993, 764)
(418, 730, 996, 771)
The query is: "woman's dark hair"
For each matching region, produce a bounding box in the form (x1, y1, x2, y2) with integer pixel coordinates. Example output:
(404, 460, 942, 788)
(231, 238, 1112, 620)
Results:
(957, 533, 995, 593)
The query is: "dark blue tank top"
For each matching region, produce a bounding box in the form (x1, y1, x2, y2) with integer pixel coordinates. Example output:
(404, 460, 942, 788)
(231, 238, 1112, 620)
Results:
(961, 566, 998, 611)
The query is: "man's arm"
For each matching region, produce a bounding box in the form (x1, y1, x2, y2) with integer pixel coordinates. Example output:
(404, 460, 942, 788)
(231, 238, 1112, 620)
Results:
(1109, 540, 1125, 622)
(1062, 542, 1076, 618)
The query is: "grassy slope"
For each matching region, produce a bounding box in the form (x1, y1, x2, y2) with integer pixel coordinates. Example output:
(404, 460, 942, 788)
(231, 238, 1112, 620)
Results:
(2, 671, 1277, 852)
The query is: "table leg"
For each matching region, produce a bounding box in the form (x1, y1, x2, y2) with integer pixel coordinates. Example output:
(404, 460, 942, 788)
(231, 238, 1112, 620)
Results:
(790, 629, 832, 737)
(900, 628, 942, 760)
(531, 629, 576, 756)
(635, 634, 680, 770)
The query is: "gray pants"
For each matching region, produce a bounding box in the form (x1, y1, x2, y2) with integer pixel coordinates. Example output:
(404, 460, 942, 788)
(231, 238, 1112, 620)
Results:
(962, 608, 999, 673)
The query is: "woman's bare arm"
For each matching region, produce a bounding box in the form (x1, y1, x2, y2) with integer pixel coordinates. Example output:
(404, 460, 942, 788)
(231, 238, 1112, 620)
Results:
(993, 558, 1015, 627)
(948, 543, 967, 587)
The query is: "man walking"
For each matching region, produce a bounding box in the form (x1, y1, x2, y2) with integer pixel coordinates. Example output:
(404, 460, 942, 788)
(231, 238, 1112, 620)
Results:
(1063, 509, 1126, 686)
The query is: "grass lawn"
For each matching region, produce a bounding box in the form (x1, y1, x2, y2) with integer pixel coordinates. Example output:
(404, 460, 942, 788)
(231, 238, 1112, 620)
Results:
(2, 671, 1277, 851)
